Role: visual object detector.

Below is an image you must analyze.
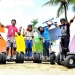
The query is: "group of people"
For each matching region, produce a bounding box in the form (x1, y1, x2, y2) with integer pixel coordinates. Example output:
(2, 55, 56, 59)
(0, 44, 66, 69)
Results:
(0, 15, 75, 59)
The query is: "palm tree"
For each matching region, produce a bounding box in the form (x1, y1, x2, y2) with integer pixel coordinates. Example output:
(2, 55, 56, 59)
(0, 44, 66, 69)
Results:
(43, 0, 75, 22)
(31, 19, 38, 32)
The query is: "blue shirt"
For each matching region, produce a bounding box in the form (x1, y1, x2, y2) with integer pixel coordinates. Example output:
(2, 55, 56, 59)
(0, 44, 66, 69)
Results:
(41, 26, 50, 41)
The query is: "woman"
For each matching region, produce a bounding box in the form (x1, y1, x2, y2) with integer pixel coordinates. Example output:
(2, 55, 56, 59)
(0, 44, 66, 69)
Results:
(23, 25, 35, 59)
(38, 23, 51, 58)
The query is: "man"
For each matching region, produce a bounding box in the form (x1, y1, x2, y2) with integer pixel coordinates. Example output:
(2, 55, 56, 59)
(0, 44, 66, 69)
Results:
(1, 19, 21, 59)
(49, 15, 75, 56)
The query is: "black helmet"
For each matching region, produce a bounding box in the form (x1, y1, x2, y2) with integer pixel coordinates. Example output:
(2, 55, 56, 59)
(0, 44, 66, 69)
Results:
(60, 18, 66, 22)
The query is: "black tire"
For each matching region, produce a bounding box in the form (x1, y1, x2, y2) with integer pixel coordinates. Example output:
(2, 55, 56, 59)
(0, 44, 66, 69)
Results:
(0, 54, 2, 64)
(20, 52, 24, 63)
(50, 54, 56, 65)
(65, 55, 75, 68)
(56, 54, 61, 65)
(33, 53, 41, 63)
(2, 53, 6, 64)
(33, 53, 37, 63)
(15, 53, 20, 63)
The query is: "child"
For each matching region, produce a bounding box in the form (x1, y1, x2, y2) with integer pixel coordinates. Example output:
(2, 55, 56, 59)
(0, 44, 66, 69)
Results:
(49, 15, 75, 56)
(38, 23, 51, 58)
(23, 25, 35, 59)
(1, 19, 20, 59)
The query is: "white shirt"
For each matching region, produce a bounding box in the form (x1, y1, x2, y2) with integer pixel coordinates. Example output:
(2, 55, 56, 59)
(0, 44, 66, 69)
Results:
(25, 31, 33, 40)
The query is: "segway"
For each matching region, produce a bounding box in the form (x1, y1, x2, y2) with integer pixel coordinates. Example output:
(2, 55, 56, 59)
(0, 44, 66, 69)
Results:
(33, 41, 56, 64)
(0, 34, 7, 64)
(6, 36, 21, 63)
(14, 34, 25, 63)
(56, 36, 75, 68)
(0, 52, 6, 64)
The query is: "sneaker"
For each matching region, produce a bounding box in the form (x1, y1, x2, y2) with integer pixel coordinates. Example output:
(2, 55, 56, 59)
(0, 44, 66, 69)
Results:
(29, 56, 32, 59)
(46, 56, 49, 60)
(7, 56, 10, 59)
(25, 56, 28, 59)
(42, 56, 46, 60)
(12, 55, 16, 59)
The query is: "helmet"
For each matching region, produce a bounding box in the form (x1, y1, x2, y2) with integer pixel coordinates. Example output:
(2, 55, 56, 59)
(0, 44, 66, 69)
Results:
(60, 18, 66, 22)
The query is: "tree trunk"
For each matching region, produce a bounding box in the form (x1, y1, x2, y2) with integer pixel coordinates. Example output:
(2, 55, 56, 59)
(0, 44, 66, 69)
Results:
(64, 4, 68, 22)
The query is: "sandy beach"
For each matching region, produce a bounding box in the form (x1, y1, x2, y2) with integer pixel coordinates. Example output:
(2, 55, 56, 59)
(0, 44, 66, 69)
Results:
(0, 61, 75, 75)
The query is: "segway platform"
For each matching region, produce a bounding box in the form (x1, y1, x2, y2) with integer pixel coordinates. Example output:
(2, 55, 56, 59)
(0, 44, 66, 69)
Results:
(25, 57, 33, 61)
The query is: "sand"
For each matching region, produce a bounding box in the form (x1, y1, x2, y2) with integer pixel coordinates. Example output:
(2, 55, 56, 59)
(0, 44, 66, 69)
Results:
(0, 61, 75, 75)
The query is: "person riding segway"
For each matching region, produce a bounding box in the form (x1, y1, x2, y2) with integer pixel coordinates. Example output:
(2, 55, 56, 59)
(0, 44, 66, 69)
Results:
(49, 15, 75, 66)
(1, 19, 22, 63)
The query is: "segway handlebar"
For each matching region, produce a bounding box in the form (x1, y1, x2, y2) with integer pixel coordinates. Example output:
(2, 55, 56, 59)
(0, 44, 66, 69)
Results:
(49, 22, 57, 26)
(43, 18, 54, 24)
(58, 36, 62, 37)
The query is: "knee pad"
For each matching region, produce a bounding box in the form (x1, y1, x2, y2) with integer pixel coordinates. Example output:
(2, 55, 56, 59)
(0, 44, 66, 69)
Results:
(6, 47, 9, 51)
(13, 47, 16, 51)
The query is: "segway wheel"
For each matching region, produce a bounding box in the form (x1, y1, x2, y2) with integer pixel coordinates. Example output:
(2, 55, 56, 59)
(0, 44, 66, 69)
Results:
(2, 52, 6, 64)
(33, 52, 37, 63)
(15, 53, 20, 63)
(50, 53, 56, 65)
(0, 54, 2, 64)
(20, 52, 24, 63)
(33, 53, 41, 63)
(56, 54, 61, 65)
(65, 55, 75, 68)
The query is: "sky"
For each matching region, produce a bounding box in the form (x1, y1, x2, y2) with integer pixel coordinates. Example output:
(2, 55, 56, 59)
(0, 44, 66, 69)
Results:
(0, 0, 75, 41)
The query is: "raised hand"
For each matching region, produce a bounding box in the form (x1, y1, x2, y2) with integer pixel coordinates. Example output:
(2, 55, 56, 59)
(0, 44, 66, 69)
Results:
(19, 26, 22, 31)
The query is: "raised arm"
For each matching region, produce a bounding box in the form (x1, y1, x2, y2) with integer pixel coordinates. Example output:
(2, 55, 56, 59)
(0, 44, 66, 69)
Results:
(18, 26, 22, 33)
(0, 23, 8, 28)
(23, 29, 27, 36)
(49, 20, 60, 28)
(68, 15, 75, 25)
(45, 22, 51, 28)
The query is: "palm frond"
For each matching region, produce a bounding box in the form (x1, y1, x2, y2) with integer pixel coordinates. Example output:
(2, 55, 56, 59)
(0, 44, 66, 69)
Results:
(68, 0, 75, 4)
(31, 19, 38, 26)
(43, 0, 61, 6)
(57, 4, 64, 17)
(31, 19, 38, 31)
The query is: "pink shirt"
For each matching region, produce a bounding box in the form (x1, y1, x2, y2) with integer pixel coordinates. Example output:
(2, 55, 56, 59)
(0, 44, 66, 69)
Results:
(6, 25, 18, 38)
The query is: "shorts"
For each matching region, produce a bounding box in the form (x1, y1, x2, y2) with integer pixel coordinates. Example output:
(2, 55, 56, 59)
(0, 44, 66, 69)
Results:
(6, 37, 16, 48)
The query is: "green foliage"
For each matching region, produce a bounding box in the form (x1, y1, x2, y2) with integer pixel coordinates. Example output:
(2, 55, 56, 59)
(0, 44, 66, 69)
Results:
(31, 19, 38, 31)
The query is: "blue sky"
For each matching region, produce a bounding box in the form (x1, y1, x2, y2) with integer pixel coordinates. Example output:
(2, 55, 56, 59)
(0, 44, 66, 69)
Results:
(0, 0, 75, 41)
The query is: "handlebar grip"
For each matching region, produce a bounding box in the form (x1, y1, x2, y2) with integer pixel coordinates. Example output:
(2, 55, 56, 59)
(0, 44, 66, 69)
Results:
(58, 36, 62, 37)
(43, 17, 54, 24)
